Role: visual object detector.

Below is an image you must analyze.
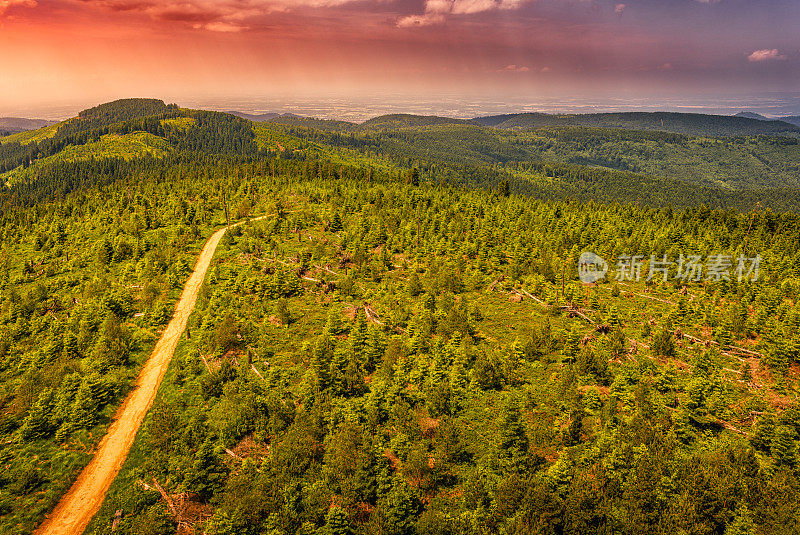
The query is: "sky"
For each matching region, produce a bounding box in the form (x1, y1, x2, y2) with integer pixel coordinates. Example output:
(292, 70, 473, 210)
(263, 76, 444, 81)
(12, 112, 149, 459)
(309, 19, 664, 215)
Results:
(1, 0, 799, 119)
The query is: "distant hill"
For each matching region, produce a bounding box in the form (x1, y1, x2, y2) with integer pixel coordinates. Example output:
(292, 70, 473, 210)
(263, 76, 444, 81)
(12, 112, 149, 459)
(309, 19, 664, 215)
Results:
(228, 111, 302, 122)
(781, 116, 800, 127)
(6, 98, 800, 213)
(264, 113, 475, 133)
(78, 98, 178, 124)
(267, 115, 359, 132)
(473, 111, 800, 136)
(0, 117, 56, 135)
(359, 113, 477, 131)
(732, 112, 800, 127)
(734, 111, 770, 120)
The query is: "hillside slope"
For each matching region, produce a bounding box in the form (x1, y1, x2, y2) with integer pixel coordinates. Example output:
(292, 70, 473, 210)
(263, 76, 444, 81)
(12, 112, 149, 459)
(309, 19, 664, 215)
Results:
(473, 111, 800, 136)
(0, 117, 55, 136)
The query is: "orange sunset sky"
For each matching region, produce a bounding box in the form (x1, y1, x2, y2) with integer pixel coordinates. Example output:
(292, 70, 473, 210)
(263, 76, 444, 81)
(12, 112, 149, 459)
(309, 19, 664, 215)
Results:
(1, 0, 799, 117)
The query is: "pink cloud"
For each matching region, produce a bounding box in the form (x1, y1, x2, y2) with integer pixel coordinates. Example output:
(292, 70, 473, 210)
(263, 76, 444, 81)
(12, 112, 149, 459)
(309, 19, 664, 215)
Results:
(65, 0, 364, 31)
(398, 0, 530, 28)
(614, 3, 625, 15)
(0, 0, 37, 15)
(498, 64, 530, 72)
(747, 48, 787, 62)
(200, 21, 246, 32)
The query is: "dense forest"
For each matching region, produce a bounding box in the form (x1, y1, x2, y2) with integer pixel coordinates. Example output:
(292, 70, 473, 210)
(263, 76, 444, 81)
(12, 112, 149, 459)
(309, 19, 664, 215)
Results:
(471, 112, 800, 137)
(2, 99, 800, 534)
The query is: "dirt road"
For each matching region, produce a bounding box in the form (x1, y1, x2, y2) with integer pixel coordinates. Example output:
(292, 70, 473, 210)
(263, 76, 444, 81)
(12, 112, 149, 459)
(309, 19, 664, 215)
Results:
(34, 221, 248, 535)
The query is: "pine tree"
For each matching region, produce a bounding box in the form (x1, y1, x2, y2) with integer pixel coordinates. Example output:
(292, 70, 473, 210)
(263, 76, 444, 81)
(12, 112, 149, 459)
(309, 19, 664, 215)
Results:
(607, 306, 621, 328)
(584, 387, 602, 414)
(563, 328, 581, 363)
(61, 330, 79, 360)
(771, 425, 797, 466)
(185, 440, 227, 500)
(96, 238, 113, 265)
(325, 307, 344, 336)
(313, 334, 335, 390)
(20, 389, 55, 440)
(92, 313, 130, 370)
(652, 326, 675, 358)
(408, 168, 420, 187)
(498, 393, 529, 465)
(350, 311, 368, 365)
(365, 327, 385, 373)
(70, 380, 99, 429)
(408, 273, 423, 296)
(740, 362, 752, 383)
(383, 478, 417, 535)
(276, 298, 291, 326)
(325, 506, 353, 535)
(724, 505, 756, 535)
(330, 212, 343, 233)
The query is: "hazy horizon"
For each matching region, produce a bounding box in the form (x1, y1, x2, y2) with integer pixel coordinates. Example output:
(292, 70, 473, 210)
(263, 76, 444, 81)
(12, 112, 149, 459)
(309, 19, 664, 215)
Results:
(2, 0, 799, 122)
(4, 92, 800, 123)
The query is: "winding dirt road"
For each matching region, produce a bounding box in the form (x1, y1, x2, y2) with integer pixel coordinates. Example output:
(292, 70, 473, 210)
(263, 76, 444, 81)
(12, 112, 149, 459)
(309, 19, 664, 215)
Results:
(34, 220, 251, 535)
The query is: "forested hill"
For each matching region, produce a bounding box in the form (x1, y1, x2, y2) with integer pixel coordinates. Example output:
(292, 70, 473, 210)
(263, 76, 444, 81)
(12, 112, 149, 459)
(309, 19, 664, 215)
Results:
(261, 114, 476, 132)
(5, 98, 800, 213)
(473, 111, 800, 137)
(359, 114, 478, 131)
(0, 117, 56, 136)
(228, 112, 302, 123)
(782, 116, 800, 128)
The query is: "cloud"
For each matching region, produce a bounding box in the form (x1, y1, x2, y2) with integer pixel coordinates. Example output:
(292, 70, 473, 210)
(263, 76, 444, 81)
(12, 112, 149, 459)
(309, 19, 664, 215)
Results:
(498, 64, 530, 72)
(397, 12, 446, 27)
(398, 0, 529, 27)
(0, 0, 37, 15)
(201, 21, 246, 32)
(614, 3, 625, 15)
(69, 0, 365, 30)
(748, 48, 787, 62)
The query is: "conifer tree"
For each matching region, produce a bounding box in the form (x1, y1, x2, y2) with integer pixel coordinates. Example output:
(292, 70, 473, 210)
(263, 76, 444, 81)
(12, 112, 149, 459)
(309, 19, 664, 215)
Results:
(313, 333, 335, 391)
(20, 389, 55, 440)
(383, 478, 417, 535)
(771, 425, 797, 466)
(325, 506, 353, 535)
(724, 505, 756, 535)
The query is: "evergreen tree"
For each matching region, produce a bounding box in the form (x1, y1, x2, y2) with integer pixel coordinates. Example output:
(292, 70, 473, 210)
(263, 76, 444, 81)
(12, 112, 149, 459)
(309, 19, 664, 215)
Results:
(20, 389, 55, 440)
(330, 212, 344, 233)
(325, 506, 353, 535)
(383, 478, 417, 535)
(184, 440, 227, 500)
(771, 425, 797, 466)
(724, 505, 756, 535)
(313, 333, 335, 390)
(652, 326, 675, 358)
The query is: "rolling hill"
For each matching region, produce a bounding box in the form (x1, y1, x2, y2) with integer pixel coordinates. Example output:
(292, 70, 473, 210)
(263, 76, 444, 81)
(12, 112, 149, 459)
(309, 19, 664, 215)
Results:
(227, 111, 302, 122)
(0, 117, 56, 136)
(5, 99, 800, 212)
(473, 111, 800, 137)
(781, 115, 800, 127)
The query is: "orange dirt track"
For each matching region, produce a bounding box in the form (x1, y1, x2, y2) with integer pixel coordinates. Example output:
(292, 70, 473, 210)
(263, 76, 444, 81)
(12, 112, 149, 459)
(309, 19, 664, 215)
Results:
(34, 218, 260, 535)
